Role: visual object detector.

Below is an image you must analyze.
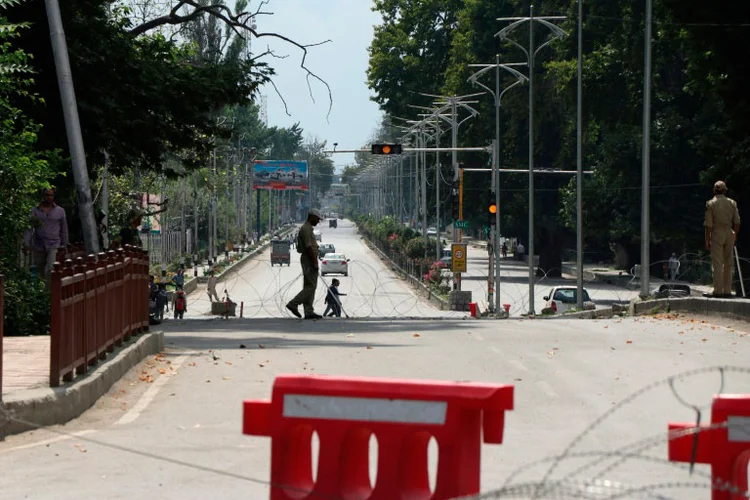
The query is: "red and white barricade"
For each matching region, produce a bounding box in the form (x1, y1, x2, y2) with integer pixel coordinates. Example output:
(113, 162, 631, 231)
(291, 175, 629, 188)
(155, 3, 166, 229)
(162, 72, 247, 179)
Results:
(243, 374, 514, 499)
(669, 394, 750, 500)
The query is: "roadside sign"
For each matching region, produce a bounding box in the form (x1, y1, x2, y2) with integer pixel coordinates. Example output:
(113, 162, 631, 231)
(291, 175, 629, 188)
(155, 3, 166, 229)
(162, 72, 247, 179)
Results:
(452, 243, 467, 273)
(253, 160, 308, 190)
(454, 220, 470, 229)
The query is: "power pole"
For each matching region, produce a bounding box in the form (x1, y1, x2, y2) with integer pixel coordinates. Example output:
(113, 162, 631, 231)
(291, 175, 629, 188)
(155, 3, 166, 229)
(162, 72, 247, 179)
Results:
(44, 0, 99, 255)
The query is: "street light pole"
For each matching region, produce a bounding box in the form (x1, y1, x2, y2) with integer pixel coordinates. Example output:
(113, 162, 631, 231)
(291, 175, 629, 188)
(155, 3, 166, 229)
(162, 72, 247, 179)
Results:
(640, 0, 652, 298)
(496, 7, 567, 314)
(467, 60, 527, 314)
(576, 0, 585, 309)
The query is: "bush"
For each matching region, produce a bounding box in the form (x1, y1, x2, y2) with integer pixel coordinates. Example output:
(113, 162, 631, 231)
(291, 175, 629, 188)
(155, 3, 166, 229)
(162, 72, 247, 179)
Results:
(2, 272, 50, 336)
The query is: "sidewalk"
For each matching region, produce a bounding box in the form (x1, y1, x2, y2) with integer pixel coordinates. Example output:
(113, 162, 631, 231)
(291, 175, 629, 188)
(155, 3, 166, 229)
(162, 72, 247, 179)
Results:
(560, 261, 714, 296)
(1, 336, 49, 396)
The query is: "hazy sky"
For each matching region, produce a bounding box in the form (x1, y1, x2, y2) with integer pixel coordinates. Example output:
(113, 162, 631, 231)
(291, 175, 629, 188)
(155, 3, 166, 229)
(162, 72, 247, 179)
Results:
(254, 0, 383, 171)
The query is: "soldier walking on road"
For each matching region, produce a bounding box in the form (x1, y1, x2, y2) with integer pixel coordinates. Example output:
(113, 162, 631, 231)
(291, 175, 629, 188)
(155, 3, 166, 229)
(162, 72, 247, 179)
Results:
(286, 208, 323, 319)
(704, 180, 741, 298)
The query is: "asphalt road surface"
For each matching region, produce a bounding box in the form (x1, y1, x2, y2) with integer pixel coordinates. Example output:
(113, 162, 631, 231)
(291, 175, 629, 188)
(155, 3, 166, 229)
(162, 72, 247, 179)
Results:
(2, 222, 749, 499)
(183, 219, 464, 320)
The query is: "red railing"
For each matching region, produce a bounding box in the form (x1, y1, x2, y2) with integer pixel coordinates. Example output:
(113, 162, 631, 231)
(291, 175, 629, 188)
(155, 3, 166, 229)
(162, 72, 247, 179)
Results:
(0, 274, 4, 402)
(49, 247, 150, 387)
(55, 243, 86, 265)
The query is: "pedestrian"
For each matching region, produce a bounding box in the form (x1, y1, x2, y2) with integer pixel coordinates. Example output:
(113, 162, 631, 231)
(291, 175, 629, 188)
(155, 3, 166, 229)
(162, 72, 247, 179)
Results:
(206, 270, 220, 302)
(323, 278, 347, 317)
(704, 180, 741, 298)
(173, 285, 187, 319)
(502, 243, 508, 258)
(285, 208, 323, 319)
(668, 252, 680, 281)
(110, 209, 145, 249)
(516, 242, 525, 261)
(172, 268, 185, 289)
(23, 187, 69, 279)
(155, 283, 168, 320)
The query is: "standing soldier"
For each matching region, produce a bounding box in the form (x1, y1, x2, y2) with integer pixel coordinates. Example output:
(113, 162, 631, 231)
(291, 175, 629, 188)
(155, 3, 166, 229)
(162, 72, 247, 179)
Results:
(286, 208, 323, 319)
(704, 180, 741, 298)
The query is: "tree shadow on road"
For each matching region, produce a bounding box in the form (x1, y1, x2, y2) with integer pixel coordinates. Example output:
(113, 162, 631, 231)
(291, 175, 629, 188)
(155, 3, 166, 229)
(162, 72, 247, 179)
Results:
(159, 318, 475, 351)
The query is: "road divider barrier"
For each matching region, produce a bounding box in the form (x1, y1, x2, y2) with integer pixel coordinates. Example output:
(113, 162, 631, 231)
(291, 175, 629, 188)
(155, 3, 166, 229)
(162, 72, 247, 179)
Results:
(668, 394, 750, 500)
(243, 374, 514, 499)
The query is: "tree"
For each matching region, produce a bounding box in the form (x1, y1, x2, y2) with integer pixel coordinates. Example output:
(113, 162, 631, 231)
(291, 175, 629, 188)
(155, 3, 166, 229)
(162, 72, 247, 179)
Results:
(297, 136, 334, 201)
(1, 0, 60, 335)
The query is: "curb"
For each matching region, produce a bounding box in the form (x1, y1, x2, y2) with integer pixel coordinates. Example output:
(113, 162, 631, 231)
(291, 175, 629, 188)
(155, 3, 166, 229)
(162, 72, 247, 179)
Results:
(630, 296, 750, 321)
(540, 297, 750, 321)
(1, 332, 164, 437)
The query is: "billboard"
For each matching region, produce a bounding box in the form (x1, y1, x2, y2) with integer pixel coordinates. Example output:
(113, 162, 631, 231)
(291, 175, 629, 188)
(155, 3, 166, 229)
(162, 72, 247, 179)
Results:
(253, 160, 308, 190)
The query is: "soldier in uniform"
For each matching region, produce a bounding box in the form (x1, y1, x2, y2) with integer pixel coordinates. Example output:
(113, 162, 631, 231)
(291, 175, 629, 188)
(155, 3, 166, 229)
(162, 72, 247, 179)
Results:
(286, 208, 323, 319)
(704, 180, 741, 297)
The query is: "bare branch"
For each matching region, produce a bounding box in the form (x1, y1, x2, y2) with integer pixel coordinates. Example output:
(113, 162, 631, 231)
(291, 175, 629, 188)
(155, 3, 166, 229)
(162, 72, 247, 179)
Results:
(127, 0, 335, 119)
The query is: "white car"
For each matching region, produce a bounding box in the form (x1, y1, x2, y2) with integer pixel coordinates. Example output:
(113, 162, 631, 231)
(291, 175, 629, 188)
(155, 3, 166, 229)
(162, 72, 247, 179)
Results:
(427, 227, 438, 236)
(321, 253, 349, 276)
(542, 286, 595, 314)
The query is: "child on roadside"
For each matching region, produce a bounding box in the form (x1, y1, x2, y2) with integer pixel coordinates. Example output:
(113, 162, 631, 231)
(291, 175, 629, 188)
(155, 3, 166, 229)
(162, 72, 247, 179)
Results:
(323, 279, 346, 318)
(174, 285, 187, 319)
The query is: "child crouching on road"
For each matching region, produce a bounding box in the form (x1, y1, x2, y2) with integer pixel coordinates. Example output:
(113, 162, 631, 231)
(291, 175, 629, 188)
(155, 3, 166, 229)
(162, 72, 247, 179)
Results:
(323, 279, 346, 318)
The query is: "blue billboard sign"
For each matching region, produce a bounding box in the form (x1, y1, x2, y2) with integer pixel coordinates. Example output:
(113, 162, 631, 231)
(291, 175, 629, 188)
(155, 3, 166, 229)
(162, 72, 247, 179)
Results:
(252, 160, 308, 190)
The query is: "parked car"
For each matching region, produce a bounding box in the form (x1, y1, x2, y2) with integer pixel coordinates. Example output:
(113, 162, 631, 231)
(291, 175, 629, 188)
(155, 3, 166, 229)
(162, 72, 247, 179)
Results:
(321, 253, 349, 276)
(427, 227, 438, 236)
(438, 255, 453, 270)
(318, 243, 336, 259)
(542, 286, 595, 314)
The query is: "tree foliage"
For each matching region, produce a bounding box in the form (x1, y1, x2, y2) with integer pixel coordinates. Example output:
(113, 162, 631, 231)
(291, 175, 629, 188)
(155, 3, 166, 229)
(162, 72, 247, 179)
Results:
(368, 0, 750, 272)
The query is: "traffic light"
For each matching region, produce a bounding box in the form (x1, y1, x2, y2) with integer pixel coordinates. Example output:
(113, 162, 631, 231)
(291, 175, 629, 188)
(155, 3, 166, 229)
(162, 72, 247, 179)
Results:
(371, 143, 403, 155)
(488, 190, 497, 226)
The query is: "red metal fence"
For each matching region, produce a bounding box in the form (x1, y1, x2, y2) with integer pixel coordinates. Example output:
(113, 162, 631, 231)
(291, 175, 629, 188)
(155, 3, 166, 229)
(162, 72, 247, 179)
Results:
(49, 247, 150, 387)
(55, 244, 86, 265)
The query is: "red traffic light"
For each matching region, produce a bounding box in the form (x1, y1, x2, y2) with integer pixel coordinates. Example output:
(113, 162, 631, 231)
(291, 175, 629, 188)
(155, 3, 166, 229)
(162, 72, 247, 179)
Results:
(371, 144, 403, 155)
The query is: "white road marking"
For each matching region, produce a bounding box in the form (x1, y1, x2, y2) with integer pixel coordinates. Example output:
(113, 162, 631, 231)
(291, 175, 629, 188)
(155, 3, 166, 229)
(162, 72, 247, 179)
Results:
(0, 429, 96, 454)
(116, 355, 189, 426)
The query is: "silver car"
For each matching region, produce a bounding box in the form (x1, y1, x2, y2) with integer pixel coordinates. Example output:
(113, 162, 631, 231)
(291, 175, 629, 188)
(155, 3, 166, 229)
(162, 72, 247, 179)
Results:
(321, 253, 349, 277)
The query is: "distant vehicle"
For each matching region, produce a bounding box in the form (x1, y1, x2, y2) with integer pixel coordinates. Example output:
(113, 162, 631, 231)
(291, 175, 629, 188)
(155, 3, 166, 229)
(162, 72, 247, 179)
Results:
(329, 219, 337, 228)
(318, 243, 336, 259)
(330, 212, 339, 219)
(542, 286, 595, 314)
(427, 227, 438, 236)
(439, 255, 453, 270)
(321, 253, 349, 276)
(270, 240, 290, 266)
(313, 229, 322, 241)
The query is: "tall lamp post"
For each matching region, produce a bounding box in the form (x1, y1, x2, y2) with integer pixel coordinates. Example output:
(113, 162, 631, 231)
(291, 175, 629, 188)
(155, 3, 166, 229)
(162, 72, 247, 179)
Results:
(641, 0, 653, 298)
(496, 6, 567, 314)
(468, 59, 528, 314)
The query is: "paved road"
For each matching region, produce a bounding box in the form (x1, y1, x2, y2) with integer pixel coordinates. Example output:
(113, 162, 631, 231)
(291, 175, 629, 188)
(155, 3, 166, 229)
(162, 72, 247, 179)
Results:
(2, 310, 749, 498)
(2, 223, 749, 499)
(183, 219, 463, 320)
(458, 243, 642, 316)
